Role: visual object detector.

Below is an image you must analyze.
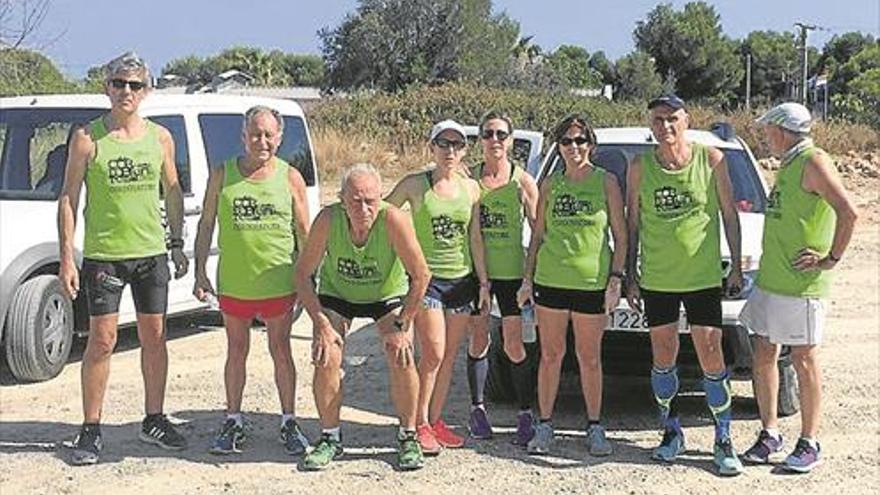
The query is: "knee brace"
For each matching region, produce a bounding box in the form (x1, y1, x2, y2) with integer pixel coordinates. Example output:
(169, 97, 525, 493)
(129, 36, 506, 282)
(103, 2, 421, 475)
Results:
(702, 370, 732, 440)
(651, 366, 679, 420)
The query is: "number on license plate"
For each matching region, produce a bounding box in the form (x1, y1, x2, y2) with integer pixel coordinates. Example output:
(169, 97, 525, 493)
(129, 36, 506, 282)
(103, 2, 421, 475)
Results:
(609, 309, 648, 330)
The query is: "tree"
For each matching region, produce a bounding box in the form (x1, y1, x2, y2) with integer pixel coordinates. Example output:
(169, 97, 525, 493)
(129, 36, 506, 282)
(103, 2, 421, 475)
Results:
(163, 49, 325, 87)
(831, 44, 880, 127)
(739, 30, 799, 103)
(0, 48, 73, 96)
(0, 0, 51, 48)
(588, 50, 616, 86)
(545, 44, 602, 89)
(614, 50, 665, 101)
(319, 0, 521, 91)
(634, 1, 743, 103)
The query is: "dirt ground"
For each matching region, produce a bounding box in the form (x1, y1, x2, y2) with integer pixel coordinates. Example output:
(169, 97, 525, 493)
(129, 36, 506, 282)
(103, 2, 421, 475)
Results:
(1, 159, 878, 495)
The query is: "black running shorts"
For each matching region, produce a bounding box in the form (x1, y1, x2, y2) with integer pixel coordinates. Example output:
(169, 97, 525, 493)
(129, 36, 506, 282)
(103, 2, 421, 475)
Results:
(640, 286, 722, 328)
(81, 254, 170, 316)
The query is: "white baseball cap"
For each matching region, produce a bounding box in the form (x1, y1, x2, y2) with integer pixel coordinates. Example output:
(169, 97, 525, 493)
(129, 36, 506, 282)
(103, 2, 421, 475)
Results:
(756, 102, 812, 133)
(429, 119, 467, 141)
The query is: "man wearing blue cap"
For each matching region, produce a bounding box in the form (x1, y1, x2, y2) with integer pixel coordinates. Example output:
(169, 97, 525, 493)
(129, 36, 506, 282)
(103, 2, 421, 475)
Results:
(625, 94, 745, 476)
(740, 102, 858, 473)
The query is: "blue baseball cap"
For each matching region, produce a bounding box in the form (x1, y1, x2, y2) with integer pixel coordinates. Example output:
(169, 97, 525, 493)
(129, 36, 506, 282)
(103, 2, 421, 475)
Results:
(648, 94, 687, 111)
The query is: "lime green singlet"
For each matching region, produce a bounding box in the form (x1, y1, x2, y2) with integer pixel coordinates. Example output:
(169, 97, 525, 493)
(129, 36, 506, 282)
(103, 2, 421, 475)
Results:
(638, 143, 722, 292)
(83, 117, 166, 260)
(758, 145, 836, 297)
(318, 202, 408, 303)
(217, 157, 296, 299)
(535, 168, 611, 291)
(412, 172, 473, 279)
(475, 163, 525, 280)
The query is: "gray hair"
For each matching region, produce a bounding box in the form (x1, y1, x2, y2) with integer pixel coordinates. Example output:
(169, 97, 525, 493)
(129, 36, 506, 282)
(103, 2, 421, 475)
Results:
(339, 163, 381, 196)
(243, 105, 284, 135)
(105, 51, 151, 87)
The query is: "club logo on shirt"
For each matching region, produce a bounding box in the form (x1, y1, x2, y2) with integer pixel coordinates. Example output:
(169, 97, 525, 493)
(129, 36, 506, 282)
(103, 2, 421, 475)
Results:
(432, 214, 466, 241)
(766, 186, 782, 219)
(107, 157, 155, 189)
(232, 195, 282, 229)
(653, 186, 693, 213)
(552, 193, 593, 217)
(479, 204, 508, 229)
(337, 257, 379, 282)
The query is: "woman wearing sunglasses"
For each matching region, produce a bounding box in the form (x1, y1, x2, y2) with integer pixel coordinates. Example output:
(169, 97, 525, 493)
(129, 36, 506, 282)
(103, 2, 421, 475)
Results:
(466, 111, 539, 444)
(518, 114, 627, 456)
(386, 120, 490, 455)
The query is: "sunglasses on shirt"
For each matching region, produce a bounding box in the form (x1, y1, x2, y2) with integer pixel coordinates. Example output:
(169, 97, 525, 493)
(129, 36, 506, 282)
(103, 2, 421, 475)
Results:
(109, 79, 147, 91)
(433, 138, 467, 151)
(559, 136, 591, 146)
(480, 129, 510, 141)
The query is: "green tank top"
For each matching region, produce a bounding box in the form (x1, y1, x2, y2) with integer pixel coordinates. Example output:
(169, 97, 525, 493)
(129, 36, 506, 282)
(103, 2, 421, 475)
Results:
(412, 172, 473, 279)
(757, 146, 836, 297)
(475, 163, 525, 280)
(83, 118, 166, 260)
(535, 168, 611, 290)
(217, 157, 296, 299)
(638, 143, 722, 291)
(318, 203, 408, 303)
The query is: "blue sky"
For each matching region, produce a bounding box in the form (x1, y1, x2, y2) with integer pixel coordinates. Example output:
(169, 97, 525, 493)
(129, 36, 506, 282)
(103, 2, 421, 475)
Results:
(34, 0, 880, 78)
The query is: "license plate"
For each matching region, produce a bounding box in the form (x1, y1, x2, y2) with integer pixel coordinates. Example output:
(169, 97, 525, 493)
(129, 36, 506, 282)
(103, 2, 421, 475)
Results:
(608, 309, 649, 331)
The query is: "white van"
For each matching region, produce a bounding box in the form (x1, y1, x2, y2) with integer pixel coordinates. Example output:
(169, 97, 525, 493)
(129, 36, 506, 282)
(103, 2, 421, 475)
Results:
(0, 94, 321, 382)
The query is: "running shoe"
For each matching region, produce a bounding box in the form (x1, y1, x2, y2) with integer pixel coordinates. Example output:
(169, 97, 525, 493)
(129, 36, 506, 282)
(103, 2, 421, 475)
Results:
(397, 431, 425, 471)
(586, 424, 613, 457)
(783, 438, 822, 473)
(71, 424, 103, 466)
(713, 438, 744, 476)
(512, 410, 535, 446)
(468, 407, 493, 440)
(209, 418, 246, 455)
(742, 429, 785, 464)
(432, 418, 465, 448)
(139, 414, 187, 450)
(302, 434, 343, 471)
(651, 428, 685, 462)
(416, 424, 442, 456)
(280, 418, 310, 456)
(527, 421, 554, 454)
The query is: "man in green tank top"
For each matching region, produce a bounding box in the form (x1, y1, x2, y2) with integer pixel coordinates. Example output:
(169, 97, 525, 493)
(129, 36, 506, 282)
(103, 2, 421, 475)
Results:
(625, 95, 746, 476)
(740, 103, 858, 473)
(57, 52, 188, 465)
(295, 164, 431, 471)
(193, 106, 312, 458)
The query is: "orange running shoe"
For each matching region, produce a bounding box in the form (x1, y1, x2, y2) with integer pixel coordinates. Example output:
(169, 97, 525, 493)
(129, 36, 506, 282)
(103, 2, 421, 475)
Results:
(416, 424, 442, 456)
(432, 419, 465, 448)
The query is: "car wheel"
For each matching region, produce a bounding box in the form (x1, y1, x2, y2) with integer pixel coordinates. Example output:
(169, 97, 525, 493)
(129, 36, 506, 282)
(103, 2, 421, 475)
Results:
(4, 275, 74, 382)
(485, 315, 515, 403)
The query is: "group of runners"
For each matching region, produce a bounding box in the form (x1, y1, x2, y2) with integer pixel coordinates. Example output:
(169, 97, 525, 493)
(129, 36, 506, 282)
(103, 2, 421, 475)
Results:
(57, 52, 857, 476)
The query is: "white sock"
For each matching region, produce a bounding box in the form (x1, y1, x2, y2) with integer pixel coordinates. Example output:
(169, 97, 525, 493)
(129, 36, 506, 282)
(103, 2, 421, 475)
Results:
(226, 413, 243, 426)
(281, 413, 294, 427)
(765, 428, 781, 439)
(323, 427, 341, 442)
(398, 426, 415, 439)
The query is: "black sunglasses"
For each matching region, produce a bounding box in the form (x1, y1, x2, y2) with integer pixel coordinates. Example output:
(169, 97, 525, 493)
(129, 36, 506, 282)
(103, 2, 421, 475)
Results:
(110, 78, 147, 91)
(559, 136, 591, 146)
(480, 129, 510, 141)
(433, 137, 467, 151)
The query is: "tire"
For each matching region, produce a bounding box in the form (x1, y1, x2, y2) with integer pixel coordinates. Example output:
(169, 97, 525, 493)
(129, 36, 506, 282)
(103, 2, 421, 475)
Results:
(4, 275, 74, 382)
(485, 315, 515, 403)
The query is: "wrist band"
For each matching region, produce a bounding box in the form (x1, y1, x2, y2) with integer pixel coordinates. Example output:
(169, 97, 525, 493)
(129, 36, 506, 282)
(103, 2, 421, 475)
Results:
(167, 238, 184, 250)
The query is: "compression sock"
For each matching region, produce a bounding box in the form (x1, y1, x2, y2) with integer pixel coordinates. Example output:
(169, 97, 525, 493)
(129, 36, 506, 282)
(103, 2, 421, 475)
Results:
(467, 353, 489, 407)
(651, 365, 680, 424)
(703, 370, 733, 442)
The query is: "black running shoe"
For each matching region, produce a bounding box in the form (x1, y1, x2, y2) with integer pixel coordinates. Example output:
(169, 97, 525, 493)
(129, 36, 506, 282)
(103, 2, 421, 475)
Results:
(139, 414, 187, 450)
(71, 424, 103, 466)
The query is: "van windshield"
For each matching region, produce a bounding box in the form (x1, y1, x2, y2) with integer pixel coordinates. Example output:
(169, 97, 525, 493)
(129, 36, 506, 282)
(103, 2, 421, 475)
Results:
(198, 113, 316, 186)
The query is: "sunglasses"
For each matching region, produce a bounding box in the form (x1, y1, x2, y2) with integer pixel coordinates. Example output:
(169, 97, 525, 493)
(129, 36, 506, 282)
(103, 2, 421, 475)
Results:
(559, 136, 591, 146)
(433, 138, 467, 151)
(480, 129, 510, 141)
(109, 78, 147, 91)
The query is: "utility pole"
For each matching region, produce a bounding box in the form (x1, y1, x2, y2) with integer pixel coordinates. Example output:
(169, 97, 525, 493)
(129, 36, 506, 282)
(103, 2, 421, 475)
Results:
(794, 22, 817, 105)
(745, 52, 752, 111)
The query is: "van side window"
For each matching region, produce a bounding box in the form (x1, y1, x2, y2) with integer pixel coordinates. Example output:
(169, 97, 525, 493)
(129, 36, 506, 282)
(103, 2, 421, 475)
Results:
(148, 115, 191, 195)
(198, 113, 316, 186)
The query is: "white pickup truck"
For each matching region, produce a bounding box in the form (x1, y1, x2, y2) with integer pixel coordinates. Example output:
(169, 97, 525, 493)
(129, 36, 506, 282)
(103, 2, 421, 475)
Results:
(0, 94, 321, 383)
(466, 123, 798, 417)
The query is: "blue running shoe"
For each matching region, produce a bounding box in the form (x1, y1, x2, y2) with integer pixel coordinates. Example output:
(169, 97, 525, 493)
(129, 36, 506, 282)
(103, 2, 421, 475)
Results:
(210, 418, 245, 455)
(651, 428, 685, 462)
(743, 430, 784, 464)
(713, 438, 744, 476)
(784, 438, 822, 473)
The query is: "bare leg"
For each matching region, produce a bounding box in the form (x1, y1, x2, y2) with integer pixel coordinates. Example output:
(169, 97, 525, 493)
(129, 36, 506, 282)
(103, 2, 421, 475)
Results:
(690, 325, 726, 375)
(429, 312, 471, 423)
(81, 314, 120, 423)
(312, 311, 348, 429)
(571, 313, 607, 421)
(534, 305, 570, 420)
(791, 345, 822, 438)
(265, 311, 296, 414)
(751, 336, 781, 429)
(414, 307, 445, 426)
(378, 311, 419, 430)
(136, 313, 168, 415)
(221, 314, 251, 413)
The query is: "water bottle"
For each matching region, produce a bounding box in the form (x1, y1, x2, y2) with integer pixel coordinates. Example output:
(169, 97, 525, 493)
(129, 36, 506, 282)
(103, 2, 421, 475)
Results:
(521, 303, 537, 343)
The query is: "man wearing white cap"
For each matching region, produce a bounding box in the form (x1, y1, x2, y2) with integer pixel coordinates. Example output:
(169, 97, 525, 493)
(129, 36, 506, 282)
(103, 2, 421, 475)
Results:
(741, 102, 858, 473)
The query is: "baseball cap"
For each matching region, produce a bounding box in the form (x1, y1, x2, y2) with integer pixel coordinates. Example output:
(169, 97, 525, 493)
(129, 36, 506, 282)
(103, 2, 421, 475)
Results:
(429, 119, 467, 141)
(756, 102, 812, 133)
(647, 94, 686, 111)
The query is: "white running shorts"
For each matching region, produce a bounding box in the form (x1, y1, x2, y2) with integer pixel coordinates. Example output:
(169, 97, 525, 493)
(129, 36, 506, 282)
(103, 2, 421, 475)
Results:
(740, 287, 826, 346)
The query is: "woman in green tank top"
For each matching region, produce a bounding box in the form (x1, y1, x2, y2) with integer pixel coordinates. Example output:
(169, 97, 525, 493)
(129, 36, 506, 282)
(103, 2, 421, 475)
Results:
(192, 106, 312, 453)
(385, 119, 490, 453)
(519, 114, 627, 455)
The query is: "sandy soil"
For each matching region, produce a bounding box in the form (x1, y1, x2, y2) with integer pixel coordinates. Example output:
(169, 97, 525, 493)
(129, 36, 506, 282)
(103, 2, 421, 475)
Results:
(1, 160, 877, 495)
